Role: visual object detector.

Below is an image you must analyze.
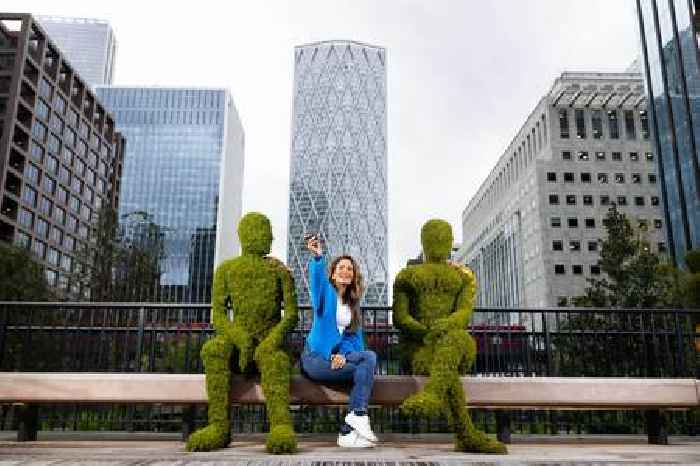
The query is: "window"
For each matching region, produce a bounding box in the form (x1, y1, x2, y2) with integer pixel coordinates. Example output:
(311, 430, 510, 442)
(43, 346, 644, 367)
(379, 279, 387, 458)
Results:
(585, 218, 596, 228)
(39, 196, 51, 215)
(48, 134, 60, 154)
(65, 128, 76, 147)
(38, 78, 52, 100)
(614, 173, 625, 184)
(634, 196, 645, 206)
(612, 151, 622, 161)
(588, 241, 598, 252)
(592, 110, 603, 139)
(564, 172, 574, 183)
(46, 156, 58, 174)
(651, 196, 660, 206)
(646, 152, 654, 162)
(591, 265, 601, 275)
(31, 121, 47, 142)
(601, 195, 611, 206)
(54, 94, 66, 114)
(572, 265, 583, 275)
(15, 231, 30, 250)
(630, 152, 639, 162)
(624, 110, 636, 139)
(568, 217, 578, 228)
(50, 113, 63, 135)
(36, 99, 49, 121)
(557, 296, 568, 307)
(66, 215, 77, 232)
(57, 187, 68, 204)
(598, 173, 609, 184)
(30, 141, 44, 162)
(62, 147, 73, 165)
(562, 151, 572, 161)
(71, 177, 82, 194)
(32, 240, 46, 259)
(60, 254, 72, 272)
(658, 242, 667, 253)
(35, 217, 48, 238)
(632, 173, 641, 184)
(552, 240, 563, 251)
(64, 235, 75, 252)
(18, 208, 33, 228)
(67, 108, 78, 127)
(547, 172, 557, 182)
(42, 176, 55, 194)
(639, 219, 648, 229)
(654, 219, 663, 229)
(578, 151, 589, 161)
(575, 108, 586, 138)
(581, 172, 591, 183)
(559, 108, 569, 139)
(555, 264, 566, 274)
(595, 151, 605, 161)
(22, 186, 37, 206)
(69, 195, 80, 212)
(608, 110, 619, 139)
(617, 196, 628, 206)
(47, 248, 59, 266)
(551, 217, 562, 228)
(549, 194, 560, 205)
(569, 240, 581, 251)
(49, 226, 62, 244)
(75, 159, 85, 177)
(583, 195, 593, 206)
(53, 206, 65, 225)
(58, 165, 70, 184)
(640, 110, 650, 139)
(45, 269, 57, 287)
(24, 163, 39, 182)
(566, 194, 576, 205)
(648, 174, 657, 184)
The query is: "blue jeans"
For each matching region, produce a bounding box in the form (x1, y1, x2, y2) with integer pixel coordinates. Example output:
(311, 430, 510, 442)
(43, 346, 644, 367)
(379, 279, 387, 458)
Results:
(301, 349, 377, 412)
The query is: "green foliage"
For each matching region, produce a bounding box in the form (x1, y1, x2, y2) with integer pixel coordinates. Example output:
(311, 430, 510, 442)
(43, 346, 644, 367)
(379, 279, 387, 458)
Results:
(0, 242, 52, 301)
(186, 212, 298, 454)
(394, 219, 506, 454)
(686, 250, 700, 274)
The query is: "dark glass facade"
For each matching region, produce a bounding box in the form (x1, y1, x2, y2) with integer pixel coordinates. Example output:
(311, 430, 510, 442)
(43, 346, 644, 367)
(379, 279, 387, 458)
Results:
(636, 0, 700, 265)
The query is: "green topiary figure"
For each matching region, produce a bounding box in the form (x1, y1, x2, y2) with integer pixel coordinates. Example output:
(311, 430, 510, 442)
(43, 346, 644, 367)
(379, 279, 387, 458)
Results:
(186, 212, 298, 454)
(393, 219, 507, 454)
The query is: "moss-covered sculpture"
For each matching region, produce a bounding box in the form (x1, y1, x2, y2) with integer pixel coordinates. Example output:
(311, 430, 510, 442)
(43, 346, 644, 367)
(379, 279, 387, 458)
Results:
(186, 212, 298, 454)
(393, 219, 507, 454)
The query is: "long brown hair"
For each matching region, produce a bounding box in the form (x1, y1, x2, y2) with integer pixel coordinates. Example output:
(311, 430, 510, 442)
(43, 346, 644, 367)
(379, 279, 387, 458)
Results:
(329, 255, 364, 332)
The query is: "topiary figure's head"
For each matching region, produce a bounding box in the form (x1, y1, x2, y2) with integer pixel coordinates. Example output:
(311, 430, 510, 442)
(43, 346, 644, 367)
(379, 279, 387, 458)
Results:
(238, 212, 272, 256)
(421, 219, 453, 263)
(686, 250, 700, 274)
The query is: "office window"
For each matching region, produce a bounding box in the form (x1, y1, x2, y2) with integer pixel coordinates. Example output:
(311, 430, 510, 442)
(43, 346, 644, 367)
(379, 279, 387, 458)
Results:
(617, 196, 627, 206)
(585, 218, 596, 228)
(588, 241, 598, 252)
(547, 172, 557, 182)
(601, 195, 611, 206)
(598, 173, 609, 184)
(630, 152, 639, 162)
(646, 152, 654, 162)
(30, 142, 44, 162)
(57, 187, 68, 205)
(564, 172, 574, 183)
(568, 217, 578, 228)
(572, 265, 583, 275)
(552, 240, 563, 251)
(634, 196, 645, 207)
(591, 265, 601, 275)
(648, 174, 657, 184)
(46, 156, 58, 175)
(551, 217, 561, 228)
(658, 242, 667, 253)
(24, 163, 39, 183)
(612, 151, 622, 161)
(554, 264, 566, 274)
(35, 217, 48, 238)
(557, 296, 568, 307)
(15, 231, 30, 250)
(578, 151, 589, 161)
(32, 240, 46, 259)
(624, 110, 636, 139)
(575, 109, 586, 138)
(595, 151, 605, 161)
(569, 240, 581, 251)
(42, 176, 55, 194)
(562, 151, 572, 161)
(581, 173, 592, 183)
(639, 219, 648, 229)
(549, 194, 559, 205)
(583, 195, 593, 206)
(615, 173, 625, 184)
(49, 226, 62, 244)
(36, 99, 49, 121)
(22, 186, 37, 207)
(47, 248, 59, 266)
(640, 110, 649, 139)
(18, 208, 33, 228)
(39, 196, 51, 216)
(632, 173, 641, 184)
(654, 219, 663, 229)
(53, 206, 65, 225)
(559, 108, 569, 139)
(592, 110, 603, 139)
(651, 196, 660, 206)
(64, 235, 75, 252)
(607, 110, 619, 139)
(566, 194, 576, 205)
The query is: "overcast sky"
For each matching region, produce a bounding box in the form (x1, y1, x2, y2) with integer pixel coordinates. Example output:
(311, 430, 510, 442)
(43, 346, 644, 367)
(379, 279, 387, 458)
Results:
(8, 0, 642, 282)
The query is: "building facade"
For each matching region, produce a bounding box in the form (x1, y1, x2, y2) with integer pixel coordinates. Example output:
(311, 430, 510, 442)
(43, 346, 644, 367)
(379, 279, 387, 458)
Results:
(36, 16, 116, 88)
(635, 0, 700, 267)
(458, 72, 666, 317)
(96, 87, 244, 303)
(287, 40, 389, 310)
(0, 13, 124, 293)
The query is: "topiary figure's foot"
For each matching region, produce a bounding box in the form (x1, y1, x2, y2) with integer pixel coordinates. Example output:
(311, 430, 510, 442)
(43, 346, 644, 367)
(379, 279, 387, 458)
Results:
(454, 428, 507, 454)
(266, 424, 297, 454)
(400, 389, 445, 417)
(186, 423, 230, 452)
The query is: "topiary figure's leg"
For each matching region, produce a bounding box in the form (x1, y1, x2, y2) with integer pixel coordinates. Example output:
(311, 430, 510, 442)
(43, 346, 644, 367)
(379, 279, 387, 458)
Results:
(258, 348, 296, 454)
(186, 336, 233, 452)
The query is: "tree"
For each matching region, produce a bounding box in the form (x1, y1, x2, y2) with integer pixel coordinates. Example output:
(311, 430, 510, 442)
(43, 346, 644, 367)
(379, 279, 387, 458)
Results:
(0, 242, 52, 301)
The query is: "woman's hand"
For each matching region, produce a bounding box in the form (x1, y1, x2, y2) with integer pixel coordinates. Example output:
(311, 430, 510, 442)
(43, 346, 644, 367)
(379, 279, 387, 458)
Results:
(305, 234, 322, 257)
(331, 353, 346, 370)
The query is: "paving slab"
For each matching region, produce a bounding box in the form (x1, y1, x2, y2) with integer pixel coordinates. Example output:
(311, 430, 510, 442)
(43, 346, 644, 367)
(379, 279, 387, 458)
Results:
(0, 434, 698, 465)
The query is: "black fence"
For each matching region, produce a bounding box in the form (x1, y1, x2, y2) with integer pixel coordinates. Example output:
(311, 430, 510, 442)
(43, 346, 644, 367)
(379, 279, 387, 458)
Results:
(0, 302, 697, 436)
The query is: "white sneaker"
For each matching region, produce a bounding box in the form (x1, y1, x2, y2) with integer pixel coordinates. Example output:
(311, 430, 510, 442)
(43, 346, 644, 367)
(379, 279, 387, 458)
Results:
(344, 412, 378, 443)
(337, 429, 374, 448)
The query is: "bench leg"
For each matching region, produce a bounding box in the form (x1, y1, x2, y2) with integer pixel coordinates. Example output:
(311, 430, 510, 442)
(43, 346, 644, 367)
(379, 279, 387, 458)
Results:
(16, 404, 38, 442)
(646, 410, 668, 445)
(181, 405, 196, 442)
(496, 411, 511, 444)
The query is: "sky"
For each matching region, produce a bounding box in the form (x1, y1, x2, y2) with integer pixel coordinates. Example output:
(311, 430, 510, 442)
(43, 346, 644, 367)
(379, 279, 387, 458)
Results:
(7, 0, 643, 282)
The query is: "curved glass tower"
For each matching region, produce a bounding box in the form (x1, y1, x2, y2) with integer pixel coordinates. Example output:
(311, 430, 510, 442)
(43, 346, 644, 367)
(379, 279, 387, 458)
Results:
(287, 41, 389, 315)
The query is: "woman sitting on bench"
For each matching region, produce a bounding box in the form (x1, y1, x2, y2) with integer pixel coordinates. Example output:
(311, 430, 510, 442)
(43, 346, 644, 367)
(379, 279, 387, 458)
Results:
(301, 234, 378, 448)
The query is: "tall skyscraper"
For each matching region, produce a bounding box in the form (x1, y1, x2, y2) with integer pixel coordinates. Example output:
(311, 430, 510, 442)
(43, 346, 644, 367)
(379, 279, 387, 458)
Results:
(96, 87, 244, 303)
(457, 72, 665, 317)
(36, 16, 116, 87)
(0, 13, 124, 293)
(635, 0, 700, 267)
(287, 40, 389, 310)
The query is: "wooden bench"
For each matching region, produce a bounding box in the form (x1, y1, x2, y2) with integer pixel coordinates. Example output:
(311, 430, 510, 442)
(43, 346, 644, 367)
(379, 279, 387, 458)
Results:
(0, 373, 696, 445)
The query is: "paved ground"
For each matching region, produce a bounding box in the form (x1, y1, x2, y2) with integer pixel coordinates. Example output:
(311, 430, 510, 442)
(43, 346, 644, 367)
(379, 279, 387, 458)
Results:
(0, 433, 698, 465)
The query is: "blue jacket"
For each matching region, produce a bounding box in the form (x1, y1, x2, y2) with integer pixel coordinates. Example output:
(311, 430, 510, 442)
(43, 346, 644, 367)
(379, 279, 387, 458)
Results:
(306, 255, 365, 359)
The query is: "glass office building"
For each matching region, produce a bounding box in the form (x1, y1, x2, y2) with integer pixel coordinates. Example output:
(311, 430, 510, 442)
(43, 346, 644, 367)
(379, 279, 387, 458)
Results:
(287, 41, 389, 310)
(96, 87, 244, 302)
(636, 0, 700, 265)
(37, 16, 116, 87)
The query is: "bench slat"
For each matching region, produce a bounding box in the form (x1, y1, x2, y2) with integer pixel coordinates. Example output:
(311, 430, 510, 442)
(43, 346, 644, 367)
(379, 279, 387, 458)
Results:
(0, 373, 696, 408)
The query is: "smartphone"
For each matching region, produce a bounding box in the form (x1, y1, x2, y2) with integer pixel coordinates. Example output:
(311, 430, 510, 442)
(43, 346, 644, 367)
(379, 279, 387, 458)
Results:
(303, 233, 318, 243)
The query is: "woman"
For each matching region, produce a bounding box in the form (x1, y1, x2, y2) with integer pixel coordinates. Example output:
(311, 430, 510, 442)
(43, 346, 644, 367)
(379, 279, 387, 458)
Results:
(301, 234, 378, 448)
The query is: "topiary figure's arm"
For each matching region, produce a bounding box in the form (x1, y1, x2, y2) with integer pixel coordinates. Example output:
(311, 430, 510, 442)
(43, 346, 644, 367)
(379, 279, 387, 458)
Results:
(430, 265, 477, 338)
(393, 270, 428, 338)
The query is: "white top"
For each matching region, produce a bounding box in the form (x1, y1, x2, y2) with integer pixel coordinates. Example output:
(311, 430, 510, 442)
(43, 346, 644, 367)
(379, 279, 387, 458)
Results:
(336, 296, 352, 335)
